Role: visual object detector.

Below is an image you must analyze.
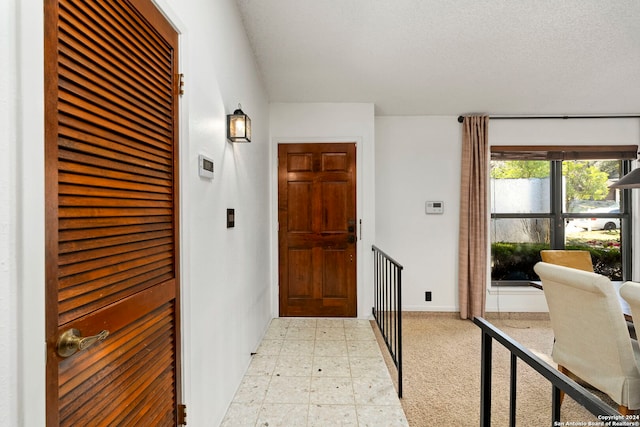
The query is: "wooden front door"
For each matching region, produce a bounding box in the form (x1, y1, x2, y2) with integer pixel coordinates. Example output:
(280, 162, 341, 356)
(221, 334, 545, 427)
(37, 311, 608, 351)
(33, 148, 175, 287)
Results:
(278, 143, 357, 317)
(44, 1, 183, 426)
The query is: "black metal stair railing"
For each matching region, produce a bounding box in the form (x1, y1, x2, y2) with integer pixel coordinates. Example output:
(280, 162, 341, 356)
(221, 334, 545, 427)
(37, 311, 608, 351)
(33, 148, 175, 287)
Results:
(474, 316, 619, 426)
(372, 245, 403, 398)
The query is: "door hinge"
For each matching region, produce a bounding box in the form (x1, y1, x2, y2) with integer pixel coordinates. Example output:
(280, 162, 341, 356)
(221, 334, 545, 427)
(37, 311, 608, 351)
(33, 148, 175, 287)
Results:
(178, 73, 185, 96)
(178, 404, 187, 425)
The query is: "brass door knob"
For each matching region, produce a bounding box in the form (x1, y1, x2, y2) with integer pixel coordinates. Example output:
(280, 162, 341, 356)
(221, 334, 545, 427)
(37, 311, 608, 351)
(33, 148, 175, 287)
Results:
(57, 328, 109, 358)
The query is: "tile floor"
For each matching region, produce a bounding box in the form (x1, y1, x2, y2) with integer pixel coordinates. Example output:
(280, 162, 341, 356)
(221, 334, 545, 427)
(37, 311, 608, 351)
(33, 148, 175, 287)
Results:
(220, 318, 409, 427)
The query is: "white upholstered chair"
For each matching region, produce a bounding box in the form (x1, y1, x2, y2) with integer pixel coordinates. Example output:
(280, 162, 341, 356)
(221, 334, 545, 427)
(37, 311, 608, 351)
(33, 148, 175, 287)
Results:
(620, 281, 640, 342)
(534, 261, 640, 414)
(541, 250, 637, 340)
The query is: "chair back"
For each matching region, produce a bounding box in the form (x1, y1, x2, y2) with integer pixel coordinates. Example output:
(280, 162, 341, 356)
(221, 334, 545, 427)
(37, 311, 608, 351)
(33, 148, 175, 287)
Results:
(620, 282, 640, 332)
(540, 250, 593, 272)
(534, 262, 640, 409)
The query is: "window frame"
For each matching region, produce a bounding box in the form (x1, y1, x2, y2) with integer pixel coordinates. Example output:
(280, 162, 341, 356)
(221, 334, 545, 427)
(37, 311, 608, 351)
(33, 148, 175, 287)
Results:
(490, 146, 635, 287)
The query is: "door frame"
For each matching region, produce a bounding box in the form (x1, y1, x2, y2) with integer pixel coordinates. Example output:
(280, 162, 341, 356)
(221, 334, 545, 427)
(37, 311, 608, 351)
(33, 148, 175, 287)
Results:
(16, 1, 188, 424)
(271, 138, 366, 318)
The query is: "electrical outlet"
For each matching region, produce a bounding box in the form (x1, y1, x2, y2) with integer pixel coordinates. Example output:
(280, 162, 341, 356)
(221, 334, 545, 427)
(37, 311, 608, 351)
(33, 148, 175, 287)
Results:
(425, 291, 432, 302)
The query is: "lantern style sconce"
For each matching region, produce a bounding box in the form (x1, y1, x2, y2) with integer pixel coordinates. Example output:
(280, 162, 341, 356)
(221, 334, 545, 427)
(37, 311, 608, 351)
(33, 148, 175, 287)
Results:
(227, 104, 251, 143)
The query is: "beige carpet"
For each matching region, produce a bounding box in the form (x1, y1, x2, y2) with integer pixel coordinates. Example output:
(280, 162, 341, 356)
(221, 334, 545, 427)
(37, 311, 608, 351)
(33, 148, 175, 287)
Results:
(373, 312, 616, 427)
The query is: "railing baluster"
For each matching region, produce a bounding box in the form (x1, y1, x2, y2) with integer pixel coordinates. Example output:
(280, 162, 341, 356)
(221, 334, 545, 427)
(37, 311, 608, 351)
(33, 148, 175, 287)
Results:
(510, 353, 517, 427)
(397, 265, 403, 398)
(385, 259, 390, 344)
(480, 330, 492, 427)
(552, 385, 562, 424)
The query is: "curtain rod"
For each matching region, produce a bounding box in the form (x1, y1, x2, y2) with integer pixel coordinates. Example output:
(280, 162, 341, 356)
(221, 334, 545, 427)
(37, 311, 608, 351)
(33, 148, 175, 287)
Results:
(456, 115, 640, 123)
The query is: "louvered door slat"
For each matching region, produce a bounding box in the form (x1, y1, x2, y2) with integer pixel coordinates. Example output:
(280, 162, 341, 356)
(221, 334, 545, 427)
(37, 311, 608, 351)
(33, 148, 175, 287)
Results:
(138, 378, 174, 424)
(59, 221, 171, 241)
(58, 95, 171, 149)
(59, 185, 172, 203)
(100, 1, 172, 66)
(58, 258, 173, 300)
(57, 46, 171, 118)
(46, 0, 181, 424)
(59, 206, 173, 218)
(96, 0, 173, 79)
(95, 339, 174, 426)
(62, 1, 172, 90)
(109, 353, 174, 423)
(58, 55, 172, 125)
(59, 269, 174, 325)
(58, 236, 173, 267)
(58, 128, 171, 169)
(59, 215, 172, 230)
(60, 196, 173, 209)
(57, 36, 169, 113)
(58, 69, 171, 138)
(59, 8, 171, 97)
(58, 262, 173, 303)
(133, 370, 176, 423)
(59, 137, 172, 173)
(58, 153, 172, 181)
(88, 2, 171, 72)
(60, 318, 173, 407)
(59, 305, 173, 397)
(59, 245, 173, 271)
(59, 229, 172, 253)
(60, 194, 173, 209)
(58, 72, 172, 137)
(59, 173, 172, 194)
(58, 247, 172, 288)
(59, 117, 172, 160)
(59, 314, 171, 420)
(59, 300, 175, 425)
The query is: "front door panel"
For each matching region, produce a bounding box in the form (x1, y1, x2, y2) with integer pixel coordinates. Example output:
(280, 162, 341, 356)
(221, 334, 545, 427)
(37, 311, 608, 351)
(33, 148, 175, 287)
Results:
(278, 143, 357, 317)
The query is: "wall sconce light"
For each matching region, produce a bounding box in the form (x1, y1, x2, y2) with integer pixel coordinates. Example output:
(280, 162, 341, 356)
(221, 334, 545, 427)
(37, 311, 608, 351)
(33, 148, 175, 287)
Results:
(227, 104, 251, 143)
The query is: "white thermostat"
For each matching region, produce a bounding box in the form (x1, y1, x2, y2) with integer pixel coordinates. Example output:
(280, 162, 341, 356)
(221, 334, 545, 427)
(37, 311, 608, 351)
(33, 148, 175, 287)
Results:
(425, 201, 444, 214)
(198, 155, 214, 179)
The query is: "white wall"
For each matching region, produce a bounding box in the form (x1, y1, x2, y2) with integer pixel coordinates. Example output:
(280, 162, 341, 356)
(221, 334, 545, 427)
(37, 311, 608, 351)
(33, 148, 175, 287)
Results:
(6, 0, 272, 426)
(270, 103, 376, 318)
(1, 0, 18, 426)
(375, 116, 462, 311)
(162, 1, 272, 426)
(13, 0, 46, 425)
(375, 116, 640, 314)
(490, 118, 640, 146)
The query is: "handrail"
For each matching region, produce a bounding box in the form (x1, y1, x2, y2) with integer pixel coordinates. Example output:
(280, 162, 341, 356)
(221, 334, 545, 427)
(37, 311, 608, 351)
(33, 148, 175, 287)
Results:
(474, 316, 618, 426)
(371, 245, 404, 269)
(372, 245, 403, 398)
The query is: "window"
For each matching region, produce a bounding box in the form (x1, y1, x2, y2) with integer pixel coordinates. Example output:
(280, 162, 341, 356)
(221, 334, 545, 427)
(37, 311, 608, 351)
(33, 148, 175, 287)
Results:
(490, 145, 636, 286)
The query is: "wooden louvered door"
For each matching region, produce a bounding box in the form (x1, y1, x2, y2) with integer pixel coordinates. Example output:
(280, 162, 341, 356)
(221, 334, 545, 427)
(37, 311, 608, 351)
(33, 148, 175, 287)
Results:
(44, 1, 182, 426)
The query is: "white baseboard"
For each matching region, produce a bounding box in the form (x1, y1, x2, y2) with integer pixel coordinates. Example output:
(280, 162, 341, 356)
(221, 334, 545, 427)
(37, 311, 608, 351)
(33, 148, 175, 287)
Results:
(401, 305, 456, 312)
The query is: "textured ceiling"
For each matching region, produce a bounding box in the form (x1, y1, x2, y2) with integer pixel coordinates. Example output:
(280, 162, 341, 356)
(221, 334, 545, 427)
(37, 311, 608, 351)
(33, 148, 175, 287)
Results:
(234, 0, 640, 116)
